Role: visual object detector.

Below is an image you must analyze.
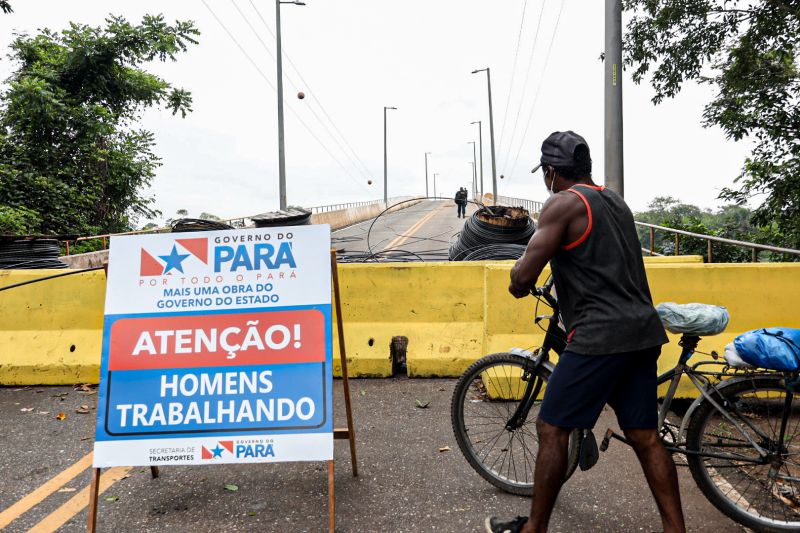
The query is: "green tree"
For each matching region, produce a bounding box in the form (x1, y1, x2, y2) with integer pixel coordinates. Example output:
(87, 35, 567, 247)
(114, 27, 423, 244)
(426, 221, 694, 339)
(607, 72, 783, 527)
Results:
(0, 205, 40, 234)
(624, 1, 800, 249)
(635, 196, 789, 262)
(0, 15, 199, 236)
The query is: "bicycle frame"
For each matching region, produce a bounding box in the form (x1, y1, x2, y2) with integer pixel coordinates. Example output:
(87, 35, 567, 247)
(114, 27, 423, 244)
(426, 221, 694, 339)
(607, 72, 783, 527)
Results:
(605, 335, 795, 466)
(527, 279, 796, 468)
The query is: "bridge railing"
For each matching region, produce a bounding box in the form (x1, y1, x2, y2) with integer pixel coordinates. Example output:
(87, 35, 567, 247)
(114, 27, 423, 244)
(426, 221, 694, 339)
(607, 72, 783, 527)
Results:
(494, 194, 800, 263)
(310, 200, 381, 213)
(637, 221, 800, 263)
(494, 195, 544, 217)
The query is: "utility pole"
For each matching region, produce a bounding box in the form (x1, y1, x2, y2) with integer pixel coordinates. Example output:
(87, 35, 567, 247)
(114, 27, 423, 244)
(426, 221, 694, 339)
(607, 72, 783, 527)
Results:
(472, 68, 498, 202)
(424, 152, 431, 198)
(468, 141, 478, 200)
(471, 120, 483, 198)
(275, 0, 305, 210)
(433, 173, 439, 199)
(383, 106, 397, 205)
(605, 0, 624, 196)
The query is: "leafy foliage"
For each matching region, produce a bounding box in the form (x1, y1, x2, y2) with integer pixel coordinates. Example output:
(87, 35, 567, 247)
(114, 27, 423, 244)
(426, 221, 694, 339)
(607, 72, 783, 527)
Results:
(0, 205, 41, 234)
(624, 0, 800, 249)
(0, 15, 199, 236)
(636, 196, 792, 262)
(1, 1, 12, 15)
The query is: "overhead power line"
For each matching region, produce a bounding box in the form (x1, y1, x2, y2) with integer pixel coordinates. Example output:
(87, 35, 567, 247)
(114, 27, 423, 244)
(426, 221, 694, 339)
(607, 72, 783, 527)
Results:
(506, 0, 565, 182)
(497, 0, 529, 157)
(199, 0, 371, 196)
(230, 0, 375, 184)
(500, 0, 548, 176)
(245, 0, 376, 183)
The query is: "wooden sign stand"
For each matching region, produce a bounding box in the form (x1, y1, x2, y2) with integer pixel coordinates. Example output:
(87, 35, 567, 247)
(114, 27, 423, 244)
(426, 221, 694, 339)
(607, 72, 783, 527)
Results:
(328, 248, 359, 531)
(88, 250, 358, 532)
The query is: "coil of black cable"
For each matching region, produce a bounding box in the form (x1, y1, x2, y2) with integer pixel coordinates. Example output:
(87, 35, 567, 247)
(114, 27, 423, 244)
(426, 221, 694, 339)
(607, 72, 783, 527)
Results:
(460, 244, 528, 261)
(449, 207, 534, 261)
(0, 239, 68, 269)
(171, 218, 235, 233)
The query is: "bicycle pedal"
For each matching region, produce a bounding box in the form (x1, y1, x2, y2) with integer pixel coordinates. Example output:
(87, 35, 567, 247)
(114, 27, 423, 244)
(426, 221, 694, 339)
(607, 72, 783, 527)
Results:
(579, 430, 599, 471)
(599, 428, 613, 452)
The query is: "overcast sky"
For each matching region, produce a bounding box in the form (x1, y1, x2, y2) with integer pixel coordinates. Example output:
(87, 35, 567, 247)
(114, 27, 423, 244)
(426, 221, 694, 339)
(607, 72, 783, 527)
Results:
(0, 0, 751, 223)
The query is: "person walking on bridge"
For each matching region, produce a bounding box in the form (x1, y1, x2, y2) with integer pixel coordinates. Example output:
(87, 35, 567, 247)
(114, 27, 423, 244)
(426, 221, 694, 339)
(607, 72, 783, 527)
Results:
(486, 131, 685, 533)
(455, 187, 468, 218)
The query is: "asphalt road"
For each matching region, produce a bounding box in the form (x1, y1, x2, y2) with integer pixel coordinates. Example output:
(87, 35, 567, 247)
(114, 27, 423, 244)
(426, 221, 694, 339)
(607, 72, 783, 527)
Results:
(332, 199, 478, 263)
(0, 379, 745, 532)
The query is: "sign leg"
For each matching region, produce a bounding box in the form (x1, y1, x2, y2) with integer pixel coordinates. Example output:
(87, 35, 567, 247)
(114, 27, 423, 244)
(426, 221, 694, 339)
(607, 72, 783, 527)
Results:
(341, 358, 358, 477)
(330, 250, 359, 477)
(328, 460, 335, 533)
(150, 466, 160, 479)
(86, 468, 101, 533)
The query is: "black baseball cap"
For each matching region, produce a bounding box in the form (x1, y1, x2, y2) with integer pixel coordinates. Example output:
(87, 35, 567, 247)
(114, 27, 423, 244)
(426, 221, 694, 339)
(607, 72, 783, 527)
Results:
(531, 131, 590, 173)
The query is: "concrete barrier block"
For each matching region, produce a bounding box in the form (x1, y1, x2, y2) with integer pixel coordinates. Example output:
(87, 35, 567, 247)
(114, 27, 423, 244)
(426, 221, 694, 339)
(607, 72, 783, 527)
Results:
(335, 262, 485, 377)
(0, 269, 106, 385)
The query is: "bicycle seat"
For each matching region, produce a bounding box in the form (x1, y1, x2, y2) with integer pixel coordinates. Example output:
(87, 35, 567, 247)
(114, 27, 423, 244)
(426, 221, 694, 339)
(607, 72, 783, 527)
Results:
(655, 302, 730, 336)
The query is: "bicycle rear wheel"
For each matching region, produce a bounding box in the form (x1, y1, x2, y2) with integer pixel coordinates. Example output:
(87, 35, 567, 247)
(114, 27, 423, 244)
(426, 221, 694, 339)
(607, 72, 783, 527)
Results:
(451, 352, 580, 496)
(686, 376, 800, 532)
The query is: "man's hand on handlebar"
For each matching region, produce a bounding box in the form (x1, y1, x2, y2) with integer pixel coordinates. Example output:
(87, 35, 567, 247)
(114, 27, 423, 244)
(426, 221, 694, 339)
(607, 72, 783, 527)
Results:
(508, 281, 532, 299)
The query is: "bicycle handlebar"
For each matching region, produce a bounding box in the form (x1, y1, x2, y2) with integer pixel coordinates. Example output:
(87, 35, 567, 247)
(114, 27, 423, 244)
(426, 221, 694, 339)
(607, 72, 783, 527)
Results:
(531, 275, 555, 296)
(531, 275, 558, 309)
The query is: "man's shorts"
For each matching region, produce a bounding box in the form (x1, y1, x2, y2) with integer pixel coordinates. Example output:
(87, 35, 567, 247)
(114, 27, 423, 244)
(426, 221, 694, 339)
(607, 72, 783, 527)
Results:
(538, 345, 662, 430)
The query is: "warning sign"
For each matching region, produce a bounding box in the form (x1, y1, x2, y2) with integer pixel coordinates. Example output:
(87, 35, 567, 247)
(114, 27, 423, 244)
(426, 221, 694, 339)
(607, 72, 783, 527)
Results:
(93, 225, 333, 467)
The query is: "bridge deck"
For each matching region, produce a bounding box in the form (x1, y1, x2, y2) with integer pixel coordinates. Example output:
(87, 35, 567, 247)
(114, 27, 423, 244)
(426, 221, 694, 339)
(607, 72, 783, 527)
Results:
(333, 199, 478, 262)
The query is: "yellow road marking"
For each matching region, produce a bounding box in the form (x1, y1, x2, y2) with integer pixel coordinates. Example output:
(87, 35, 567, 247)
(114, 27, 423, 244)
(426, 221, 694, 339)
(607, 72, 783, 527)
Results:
(0, 452, 93, 529)
(27, 466, 131, 533)
(383, 202, 445, 252)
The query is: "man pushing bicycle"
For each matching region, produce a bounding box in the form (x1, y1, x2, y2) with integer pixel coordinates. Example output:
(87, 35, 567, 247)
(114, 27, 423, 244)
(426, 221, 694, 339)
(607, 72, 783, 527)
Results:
(486, 131, 686, 533)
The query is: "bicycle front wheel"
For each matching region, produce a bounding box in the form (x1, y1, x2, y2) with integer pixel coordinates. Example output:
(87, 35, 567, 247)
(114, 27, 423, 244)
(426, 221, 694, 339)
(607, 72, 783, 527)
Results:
(451, 352, 580, 496)
(686, 375, 800, 532)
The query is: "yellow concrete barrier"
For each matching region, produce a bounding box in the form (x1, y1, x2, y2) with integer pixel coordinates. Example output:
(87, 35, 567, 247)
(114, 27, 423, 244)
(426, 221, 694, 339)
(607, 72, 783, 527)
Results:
(2, 260, 799, 397)
(0, 269, 106, 385)
(332, 262, 486, 377)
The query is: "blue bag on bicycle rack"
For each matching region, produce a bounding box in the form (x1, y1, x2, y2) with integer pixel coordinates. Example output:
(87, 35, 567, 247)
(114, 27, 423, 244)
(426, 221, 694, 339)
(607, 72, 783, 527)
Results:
(734, 328, 800, 372)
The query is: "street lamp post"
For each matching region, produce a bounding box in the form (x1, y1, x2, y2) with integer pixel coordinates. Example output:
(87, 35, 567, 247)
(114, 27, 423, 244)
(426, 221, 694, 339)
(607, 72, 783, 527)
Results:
(471, 68, 498, 203)
(276, 0, 306, 210)
(424, 152, 431, 198)
(470, 120, 483, 198)
(468, 142, 477, 199)
(383, 106, 397, 205)
(433, 173, 439, 199)
(468, 162, 476, 200)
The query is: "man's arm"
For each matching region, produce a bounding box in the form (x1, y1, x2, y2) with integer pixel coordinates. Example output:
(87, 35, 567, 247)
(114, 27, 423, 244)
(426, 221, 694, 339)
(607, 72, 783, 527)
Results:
(508, 193, 576, 298)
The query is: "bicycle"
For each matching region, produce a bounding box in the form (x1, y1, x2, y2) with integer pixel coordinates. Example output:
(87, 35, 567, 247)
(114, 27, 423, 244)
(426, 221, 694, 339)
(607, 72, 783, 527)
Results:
(451, 277, 800, 532)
